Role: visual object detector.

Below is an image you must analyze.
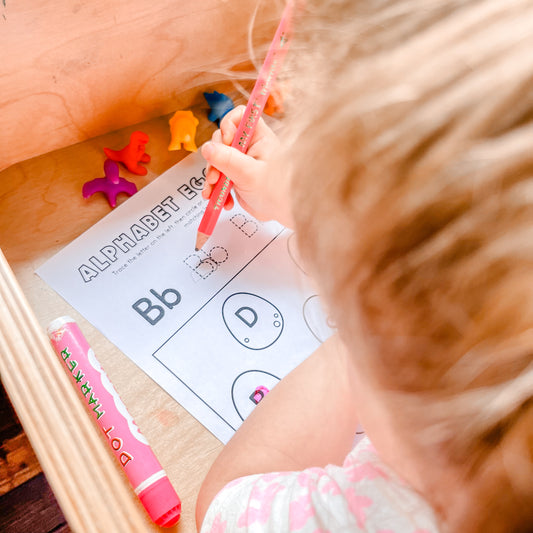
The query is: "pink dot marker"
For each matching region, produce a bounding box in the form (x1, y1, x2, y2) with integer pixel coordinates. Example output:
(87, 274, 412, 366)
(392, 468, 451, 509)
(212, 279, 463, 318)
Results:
(47, 317, 181, 527)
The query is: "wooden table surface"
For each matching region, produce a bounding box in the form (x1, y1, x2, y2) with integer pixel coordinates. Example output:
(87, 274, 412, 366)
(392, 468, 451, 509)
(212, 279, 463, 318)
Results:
(0, 96, 243, 532)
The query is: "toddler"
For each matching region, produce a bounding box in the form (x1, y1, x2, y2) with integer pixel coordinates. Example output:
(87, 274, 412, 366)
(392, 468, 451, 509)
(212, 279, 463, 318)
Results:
(196, 1, 533, 531)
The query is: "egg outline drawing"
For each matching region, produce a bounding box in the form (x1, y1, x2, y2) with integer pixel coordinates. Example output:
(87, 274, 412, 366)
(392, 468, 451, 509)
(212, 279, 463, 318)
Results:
(231, 369, 281, 421)
(302, 294, 334, 343)
(222, 292, 284, 350)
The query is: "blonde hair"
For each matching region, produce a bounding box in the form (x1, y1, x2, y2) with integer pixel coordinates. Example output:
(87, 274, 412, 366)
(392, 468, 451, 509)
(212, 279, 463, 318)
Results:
(284, 0, 533, 531)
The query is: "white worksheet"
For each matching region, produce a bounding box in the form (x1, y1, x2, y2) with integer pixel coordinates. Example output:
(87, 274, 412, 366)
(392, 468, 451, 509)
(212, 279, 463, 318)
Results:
(37, 151, 333, 443)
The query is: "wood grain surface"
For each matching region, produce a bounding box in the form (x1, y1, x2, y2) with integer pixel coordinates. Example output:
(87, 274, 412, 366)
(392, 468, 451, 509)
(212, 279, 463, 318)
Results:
(0, 95, 252, 531)
(0, 0, 281, 170)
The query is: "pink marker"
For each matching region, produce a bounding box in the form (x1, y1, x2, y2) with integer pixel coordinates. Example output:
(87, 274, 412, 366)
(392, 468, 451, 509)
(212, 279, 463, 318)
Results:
(195, 1, 293, 251)
(47, 316, 181, 527)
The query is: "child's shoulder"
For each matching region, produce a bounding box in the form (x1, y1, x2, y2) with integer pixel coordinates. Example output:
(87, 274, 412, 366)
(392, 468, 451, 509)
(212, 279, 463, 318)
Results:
(200, 437, 440, 533)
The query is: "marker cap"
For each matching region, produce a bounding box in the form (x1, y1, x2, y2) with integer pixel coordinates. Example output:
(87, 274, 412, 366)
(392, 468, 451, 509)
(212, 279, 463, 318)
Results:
(138, 476, 181, 527)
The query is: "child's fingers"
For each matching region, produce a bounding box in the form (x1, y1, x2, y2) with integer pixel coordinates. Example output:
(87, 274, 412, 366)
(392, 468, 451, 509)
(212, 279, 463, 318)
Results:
(211, 129, 222, 144)
(224, 194, 235, 210)
(220, 106, 246, 133)
(205, 164, 221, 185)
(220, 106, 272, 147)
(220, 106, 249, 145)
(204, 127, 224, 185)
(221, 116, 238, 146)
(201, 141, 258, 190)
(200, 173, 235, 210)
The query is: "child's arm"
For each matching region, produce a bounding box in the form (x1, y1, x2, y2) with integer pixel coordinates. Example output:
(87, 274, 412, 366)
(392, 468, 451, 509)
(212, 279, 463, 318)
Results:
(201, 105, 295, 229)
(195, 333, 360, 530)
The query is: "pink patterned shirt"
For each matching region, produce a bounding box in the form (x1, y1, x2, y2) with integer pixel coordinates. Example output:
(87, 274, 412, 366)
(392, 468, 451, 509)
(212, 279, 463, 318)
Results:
(201, 437, 439, 533)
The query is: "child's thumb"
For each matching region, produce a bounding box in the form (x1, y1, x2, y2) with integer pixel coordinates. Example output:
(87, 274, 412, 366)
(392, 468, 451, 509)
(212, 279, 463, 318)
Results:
(201, 142, 256, 187)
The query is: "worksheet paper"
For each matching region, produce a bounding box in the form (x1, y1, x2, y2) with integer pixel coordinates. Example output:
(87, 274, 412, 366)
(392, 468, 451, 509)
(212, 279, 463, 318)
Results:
(37, 151, 333, 443)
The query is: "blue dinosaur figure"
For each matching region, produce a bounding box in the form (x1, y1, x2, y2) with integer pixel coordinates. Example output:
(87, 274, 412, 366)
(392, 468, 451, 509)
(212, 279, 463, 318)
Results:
(203, 91, 234, 125)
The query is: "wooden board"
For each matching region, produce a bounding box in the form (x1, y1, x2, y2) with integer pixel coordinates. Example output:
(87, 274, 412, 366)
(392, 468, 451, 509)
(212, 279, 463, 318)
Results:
(0, 473, 69, 533)
(0, 432, 42, 496)
(0, 98, 246, 531)
(0, 382, 42, 496)
(0, 0, 281, 170)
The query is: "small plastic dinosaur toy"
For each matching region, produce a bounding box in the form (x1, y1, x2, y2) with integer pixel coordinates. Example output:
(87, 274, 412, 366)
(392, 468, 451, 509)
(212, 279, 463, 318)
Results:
(82, 159, 137, 208)
(168, 110, 199, 152)
(204, 91, 234, 125)
(264, 85, 284, 116)
(103, 131, 151, 175)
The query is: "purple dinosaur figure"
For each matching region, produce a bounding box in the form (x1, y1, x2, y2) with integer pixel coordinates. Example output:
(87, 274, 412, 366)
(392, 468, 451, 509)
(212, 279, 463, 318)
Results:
(82, 159, 138, 208)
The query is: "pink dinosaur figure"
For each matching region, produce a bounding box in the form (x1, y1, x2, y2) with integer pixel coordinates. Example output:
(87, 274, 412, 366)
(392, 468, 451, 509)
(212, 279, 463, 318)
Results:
(82, 159, 137, 208)
(104, 130, 151, 175)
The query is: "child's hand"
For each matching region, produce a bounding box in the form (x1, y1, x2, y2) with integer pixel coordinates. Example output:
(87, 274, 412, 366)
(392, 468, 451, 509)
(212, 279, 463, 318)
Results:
(201, 105, 294, 228)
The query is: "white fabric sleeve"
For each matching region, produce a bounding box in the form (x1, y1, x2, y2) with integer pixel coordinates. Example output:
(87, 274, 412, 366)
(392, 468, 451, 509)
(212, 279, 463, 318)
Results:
(200, 437, 439, 533)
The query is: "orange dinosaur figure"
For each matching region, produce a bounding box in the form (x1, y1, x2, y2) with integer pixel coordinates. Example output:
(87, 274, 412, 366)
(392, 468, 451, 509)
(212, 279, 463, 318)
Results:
(264, 85, 285, 116)
(104, 131, 151, 175)
(168, 110, 199, 152)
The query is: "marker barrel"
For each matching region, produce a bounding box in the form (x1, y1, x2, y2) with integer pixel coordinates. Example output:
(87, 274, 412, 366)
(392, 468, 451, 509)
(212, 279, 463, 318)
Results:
(197, 2, 293, 243)
(47, 316, 181, 527)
